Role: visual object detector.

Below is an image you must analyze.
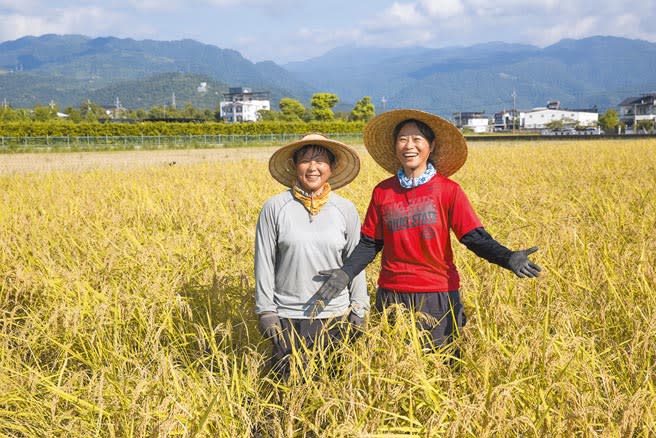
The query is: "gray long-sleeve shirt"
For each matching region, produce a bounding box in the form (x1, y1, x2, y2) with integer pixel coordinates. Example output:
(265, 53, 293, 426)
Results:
(254, 190, 368, 319)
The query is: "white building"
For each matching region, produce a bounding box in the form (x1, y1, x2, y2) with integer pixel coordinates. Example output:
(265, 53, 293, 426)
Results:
(618, 93, 656, 131)
(220, 87, 270, 123)
(452, 111, 490, 133)
(522, 101, 598, 130)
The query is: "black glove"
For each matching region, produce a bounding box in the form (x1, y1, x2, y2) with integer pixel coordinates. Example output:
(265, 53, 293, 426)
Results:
(348, 311, 365, 328)
(316, 268, 350, 301)
(258, 311, 287, 349)
(508, 246, 542, 278)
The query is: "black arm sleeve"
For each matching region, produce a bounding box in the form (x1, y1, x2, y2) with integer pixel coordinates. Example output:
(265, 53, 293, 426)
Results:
(460, 227, 513, 269)
(341, 233, 383, 280)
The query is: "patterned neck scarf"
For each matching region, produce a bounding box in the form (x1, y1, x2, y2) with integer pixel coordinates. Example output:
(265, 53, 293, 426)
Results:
(397, 162, 436, 188)
(292, 182, 332, 216)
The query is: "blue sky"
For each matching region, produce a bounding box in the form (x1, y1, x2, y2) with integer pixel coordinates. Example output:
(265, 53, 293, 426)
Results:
(1, 0, 655, 64)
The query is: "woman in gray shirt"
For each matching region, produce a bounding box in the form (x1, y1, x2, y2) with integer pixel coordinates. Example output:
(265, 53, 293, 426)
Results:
(254, 133, 368, 376)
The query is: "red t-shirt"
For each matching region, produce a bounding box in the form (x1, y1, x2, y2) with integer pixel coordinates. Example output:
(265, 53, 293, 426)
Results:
(361, 174, 482, 292)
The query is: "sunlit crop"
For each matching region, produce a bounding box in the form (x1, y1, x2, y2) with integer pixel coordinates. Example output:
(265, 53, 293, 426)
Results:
(1, 138, 655, 436)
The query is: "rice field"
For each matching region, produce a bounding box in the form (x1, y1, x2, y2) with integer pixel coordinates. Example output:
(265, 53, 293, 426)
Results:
(1, 138, 655, 437)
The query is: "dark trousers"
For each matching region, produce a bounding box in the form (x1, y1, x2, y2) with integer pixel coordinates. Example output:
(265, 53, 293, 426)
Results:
(375, 288, 466, 350)
(269, 315, 356, 377)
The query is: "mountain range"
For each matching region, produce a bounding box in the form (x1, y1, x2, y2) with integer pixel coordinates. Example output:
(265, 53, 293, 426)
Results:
(1, 34, 655, 117)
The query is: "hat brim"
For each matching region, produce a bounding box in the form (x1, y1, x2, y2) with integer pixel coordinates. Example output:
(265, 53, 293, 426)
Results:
(363, 109, 467, 176)
(268, 136, 361, 189)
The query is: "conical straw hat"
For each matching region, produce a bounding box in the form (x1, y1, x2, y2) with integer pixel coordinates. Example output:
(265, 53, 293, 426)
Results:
(363, 109, 467, 176)
(268, 133, 360, 189)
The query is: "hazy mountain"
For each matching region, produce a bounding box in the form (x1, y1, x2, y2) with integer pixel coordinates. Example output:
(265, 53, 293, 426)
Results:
(0, 34, 315, 108)
(1, 34, 655, 116)
(285, 36, 656, 116)
(88, 73, 230, 110)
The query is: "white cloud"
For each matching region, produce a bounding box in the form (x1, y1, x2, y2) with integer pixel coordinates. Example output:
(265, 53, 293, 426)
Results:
(195, 0, 303, 14)
(1, 0, 655, 64)
(419, 0, 464, 18)
(0, 7, 136, 42)
(384, 2, 428, 25)
(0, 15, 60, 41)
(126, 0, 182, 12)
(465, 0, 560, 15)
(346, 0, 656, 55)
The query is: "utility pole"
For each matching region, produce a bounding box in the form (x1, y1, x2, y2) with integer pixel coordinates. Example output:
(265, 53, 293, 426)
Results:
(511, 89, 517, 134)
(381, 96, 387, 112)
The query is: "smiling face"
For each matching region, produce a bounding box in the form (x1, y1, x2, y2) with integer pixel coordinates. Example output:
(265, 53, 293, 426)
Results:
(294, 146, 334, 194)
(394, 121, 435, 177)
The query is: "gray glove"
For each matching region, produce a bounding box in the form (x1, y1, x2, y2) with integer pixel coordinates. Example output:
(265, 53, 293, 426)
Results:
(258, 311, 287, 349)
(316, 268, 350, 301)
(508, 246, 541, 278)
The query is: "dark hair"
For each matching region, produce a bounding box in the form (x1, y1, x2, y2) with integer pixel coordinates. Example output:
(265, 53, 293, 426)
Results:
(292, 144, 336, 166)
(392, 119, 436, 144)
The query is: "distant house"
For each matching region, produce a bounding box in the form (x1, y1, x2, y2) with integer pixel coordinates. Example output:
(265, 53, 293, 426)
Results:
(493, 109, 521, 131)
(452, 111, 489, 133)
(220, 87, 270, 123)
(522, 101, 598, 130)
(618, 93, 656, 131)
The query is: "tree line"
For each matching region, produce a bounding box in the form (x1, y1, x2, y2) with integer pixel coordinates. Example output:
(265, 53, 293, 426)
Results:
(2, 94, 643, 135)
(0, 93, 375, 124)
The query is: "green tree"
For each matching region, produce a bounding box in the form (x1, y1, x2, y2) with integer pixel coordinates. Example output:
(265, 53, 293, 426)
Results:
(148, 105, 167, 119)
(134, 108, 148, 120)
(350, 96, 375, 121)
(33, 104, 58, 121)
(334, 111, 350, 121)
(257, 109, 279, 121)
(64, 106, 82, 122)
(598, 108, 620, 133)
(545, 119, 564, 130)
(80, 100, 105, 121)
(636, 119, 655, 133)
(279, 98, 305, 122)
(310, 93, 339, 121)
(0, 105, 27, 121)
(182, 102, 197, 118)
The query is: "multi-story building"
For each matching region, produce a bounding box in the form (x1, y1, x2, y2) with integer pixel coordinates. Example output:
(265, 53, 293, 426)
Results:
(618, 93, 656, 131)
(452, 111, 489, 133)
(493, 109, 522, 131)
(220, 87, 270, 123)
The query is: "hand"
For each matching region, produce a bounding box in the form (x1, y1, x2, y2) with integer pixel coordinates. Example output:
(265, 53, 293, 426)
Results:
(508, 246, 542, 278)
(316, 268, 350, 302)
(348, 311, 365, 328)
(258, 311, 287, 349)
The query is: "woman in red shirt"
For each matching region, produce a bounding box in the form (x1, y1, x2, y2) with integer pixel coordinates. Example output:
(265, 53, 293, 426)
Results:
(316, 109, 541, 349)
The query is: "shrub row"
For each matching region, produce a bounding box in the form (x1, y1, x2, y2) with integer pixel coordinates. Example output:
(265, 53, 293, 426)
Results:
(0, 121, 366, 137)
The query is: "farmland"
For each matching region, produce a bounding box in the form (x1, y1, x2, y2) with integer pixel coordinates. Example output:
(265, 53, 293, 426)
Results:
(1, 138, 655, 436)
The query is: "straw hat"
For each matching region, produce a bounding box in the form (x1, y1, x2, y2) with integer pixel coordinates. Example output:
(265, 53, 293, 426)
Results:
(363, 109, 468, 176)
(268, 133, 360, 189)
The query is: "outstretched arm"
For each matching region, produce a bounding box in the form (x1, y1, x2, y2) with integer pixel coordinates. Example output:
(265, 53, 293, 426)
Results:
(460, 227, 541, 278)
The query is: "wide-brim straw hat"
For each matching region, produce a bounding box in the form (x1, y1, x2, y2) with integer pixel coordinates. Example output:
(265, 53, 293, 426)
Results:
(268, 133, 360, 189)
(363, 109, 468, 176)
